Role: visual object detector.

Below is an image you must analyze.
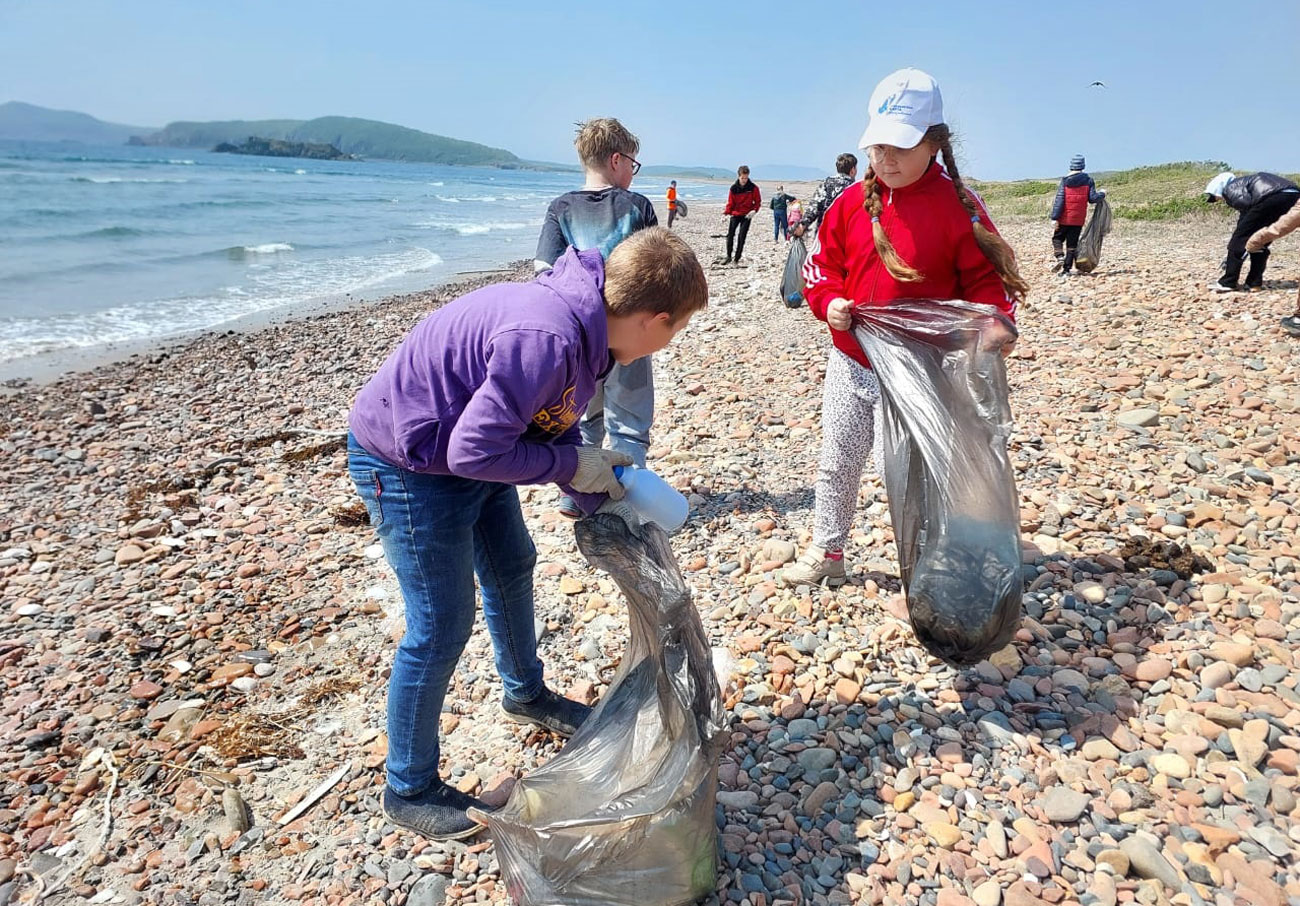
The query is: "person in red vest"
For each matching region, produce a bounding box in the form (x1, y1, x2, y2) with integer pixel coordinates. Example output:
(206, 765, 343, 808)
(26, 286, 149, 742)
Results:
(1049, 155, 1105, 275)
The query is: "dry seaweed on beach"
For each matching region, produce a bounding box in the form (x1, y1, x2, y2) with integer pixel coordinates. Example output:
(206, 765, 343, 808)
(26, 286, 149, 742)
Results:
(204, 676, 361, 764)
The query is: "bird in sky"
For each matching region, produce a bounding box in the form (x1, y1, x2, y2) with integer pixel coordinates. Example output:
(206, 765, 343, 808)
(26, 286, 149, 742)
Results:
(1089, 81, 1106, 88)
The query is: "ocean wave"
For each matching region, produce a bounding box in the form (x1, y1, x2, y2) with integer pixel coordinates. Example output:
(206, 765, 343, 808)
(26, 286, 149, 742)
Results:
(78, 226, 150, 239)
(295, 169, 307, 175)
(428, 181, 444, 186)
(168, 160, 196, 165)
(0, 247, 444, 362)
(413, 219, 541, 235)
(71, 176, 190, 184)
(226, 242, 295, 258)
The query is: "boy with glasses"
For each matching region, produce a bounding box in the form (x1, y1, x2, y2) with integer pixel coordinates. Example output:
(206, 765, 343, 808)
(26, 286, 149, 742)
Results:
(535, 118, 660, 518)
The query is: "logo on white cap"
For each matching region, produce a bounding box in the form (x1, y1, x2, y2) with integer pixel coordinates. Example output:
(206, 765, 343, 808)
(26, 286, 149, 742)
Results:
(859, 68, 945, 151)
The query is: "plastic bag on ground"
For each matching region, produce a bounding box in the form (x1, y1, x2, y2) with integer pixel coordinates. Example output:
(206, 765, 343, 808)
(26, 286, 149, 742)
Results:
(477, 515, 727, 906)
(852, 300, 1022, 666)
(780, 236, 807, 307)
(1074, 195, 1112, 274)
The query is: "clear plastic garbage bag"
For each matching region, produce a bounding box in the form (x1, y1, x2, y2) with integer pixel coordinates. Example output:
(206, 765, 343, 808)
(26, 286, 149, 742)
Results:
(851, 300, 1023, 666)
(476, 515, 727, 906)
(780, 236, 807, 307)
(1075, 195, 1112, 274)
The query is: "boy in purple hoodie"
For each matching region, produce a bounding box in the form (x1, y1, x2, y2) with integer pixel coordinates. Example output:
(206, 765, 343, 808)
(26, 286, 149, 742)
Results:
(348, 226, 707, 841)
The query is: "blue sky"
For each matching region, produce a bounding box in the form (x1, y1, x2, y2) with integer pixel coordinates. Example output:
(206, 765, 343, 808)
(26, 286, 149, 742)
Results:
(2, 0, 1297, 180)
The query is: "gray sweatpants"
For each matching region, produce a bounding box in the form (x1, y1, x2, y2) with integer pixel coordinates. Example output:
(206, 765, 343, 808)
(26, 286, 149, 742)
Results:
(813, 349, 881, 551)
(581, 354, 653, 468)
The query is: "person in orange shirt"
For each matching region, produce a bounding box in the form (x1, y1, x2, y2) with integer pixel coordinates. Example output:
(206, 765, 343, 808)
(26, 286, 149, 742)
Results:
(666, 180, 678, 228)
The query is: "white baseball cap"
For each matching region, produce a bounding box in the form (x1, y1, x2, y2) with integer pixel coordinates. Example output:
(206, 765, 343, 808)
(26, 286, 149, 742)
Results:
(1204, 172, 1235, 198)
(858, 68, 945, 150)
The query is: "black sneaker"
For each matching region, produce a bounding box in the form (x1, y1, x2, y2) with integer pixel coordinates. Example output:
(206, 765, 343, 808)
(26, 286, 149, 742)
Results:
(502, 687, 592, 738)
(382, 783, 486, 841)
(1282, 315, 1300, 336)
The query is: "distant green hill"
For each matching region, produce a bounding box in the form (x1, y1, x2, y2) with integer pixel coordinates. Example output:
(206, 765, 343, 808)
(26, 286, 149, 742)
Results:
(132, 115, 522, 167)
(0, 101, 155, 144)
(972, 161, 1300, 222)
(641, 165, 734, 180)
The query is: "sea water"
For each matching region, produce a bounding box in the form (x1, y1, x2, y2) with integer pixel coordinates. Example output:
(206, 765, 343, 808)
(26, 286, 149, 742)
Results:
(0, 140, 723, 372)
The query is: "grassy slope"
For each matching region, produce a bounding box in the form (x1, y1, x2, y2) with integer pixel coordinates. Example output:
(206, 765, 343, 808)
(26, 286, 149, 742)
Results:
(972, 161, 1300, 222)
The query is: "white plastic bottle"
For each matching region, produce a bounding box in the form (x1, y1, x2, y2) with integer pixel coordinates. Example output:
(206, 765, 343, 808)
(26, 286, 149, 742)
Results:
(613, 466, 689, 532)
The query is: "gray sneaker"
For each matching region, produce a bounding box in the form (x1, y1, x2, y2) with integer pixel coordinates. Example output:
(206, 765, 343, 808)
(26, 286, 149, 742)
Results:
(383, 783, 485, 841)
(502, 686, 592, 738)
(779, 546, 847, 588)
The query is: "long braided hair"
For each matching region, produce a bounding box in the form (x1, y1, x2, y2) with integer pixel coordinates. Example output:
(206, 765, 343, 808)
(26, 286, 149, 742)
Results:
(862, 124, 1030, 302)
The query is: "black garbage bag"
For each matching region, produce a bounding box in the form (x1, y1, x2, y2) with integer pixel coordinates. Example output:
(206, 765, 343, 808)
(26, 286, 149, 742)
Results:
(779, 236, 807, 307)
(852, 300, 1022, 666)
(1074, 195, 1112, 274)
(475, 515, 727, 906)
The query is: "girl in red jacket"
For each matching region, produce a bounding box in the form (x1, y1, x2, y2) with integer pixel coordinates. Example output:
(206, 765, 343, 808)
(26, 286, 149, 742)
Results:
(781, 67, 1028, 589)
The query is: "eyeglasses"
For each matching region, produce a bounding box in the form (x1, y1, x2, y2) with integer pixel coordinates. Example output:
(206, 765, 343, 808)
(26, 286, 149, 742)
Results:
(621, 153, 642, 176)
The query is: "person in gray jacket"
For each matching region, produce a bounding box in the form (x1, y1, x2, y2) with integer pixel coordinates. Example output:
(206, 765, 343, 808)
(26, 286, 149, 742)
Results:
(1204, 171, 1300, 292)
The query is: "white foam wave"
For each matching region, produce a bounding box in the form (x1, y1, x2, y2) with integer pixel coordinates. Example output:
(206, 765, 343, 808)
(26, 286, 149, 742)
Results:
(413, 218, 541, 235)
(75, 176, 189, 184)
(428, 181, 444, 186)
(243, 243, 294, 254)
(0, 247, 443, 362)
(168, 159, 196, 165)
(294, 169, 307, 175)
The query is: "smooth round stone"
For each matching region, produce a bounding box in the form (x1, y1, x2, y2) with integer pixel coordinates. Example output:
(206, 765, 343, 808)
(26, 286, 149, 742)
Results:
(1199, 661, 1234, 689)
(1150, 753, 1192, 780)
(231, 676, 259, 693)
(1082, 738, 1120, 761)
(1043, 787, 1091, 822)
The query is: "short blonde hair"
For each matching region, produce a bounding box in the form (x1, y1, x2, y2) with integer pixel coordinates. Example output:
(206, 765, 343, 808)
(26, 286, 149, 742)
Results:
(574, 118, 639, 170)
(604, 227, 708, 323)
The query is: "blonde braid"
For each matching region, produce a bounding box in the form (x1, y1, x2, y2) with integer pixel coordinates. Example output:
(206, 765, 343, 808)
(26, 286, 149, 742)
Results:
(933, 128, 1030, 303)
(861, 167, 923, 283)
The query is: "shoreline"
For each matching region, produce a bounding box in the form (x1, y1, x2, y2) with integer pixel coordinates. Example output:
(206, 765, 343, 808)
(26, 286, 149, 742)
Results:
(0, 261, 533, 395)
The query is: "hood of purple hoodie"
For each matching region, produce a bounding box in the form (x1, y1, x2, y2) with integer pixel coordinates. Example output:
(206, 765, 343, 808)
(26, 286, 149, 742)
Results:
(348, 247, 612, 484)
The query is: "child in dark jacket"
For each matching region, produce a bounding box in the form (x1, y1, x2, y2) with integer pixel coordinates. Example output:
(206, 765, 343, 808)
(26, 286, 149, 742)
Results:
(1049, 155, 1105, 274)
(348, 227, 707, 841)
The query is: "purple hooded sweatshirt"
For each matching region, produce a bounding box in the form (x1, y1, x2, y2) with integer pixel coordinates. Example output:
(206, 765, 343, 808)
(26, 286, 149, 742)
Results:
(349, 247, 613, 511)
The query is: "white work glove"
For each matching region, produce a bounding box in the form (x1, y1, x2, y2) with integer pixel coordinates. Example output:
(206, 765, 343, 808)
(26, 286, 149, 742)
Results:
(594, 497, 643, 531)
(571, 447, 633, 498)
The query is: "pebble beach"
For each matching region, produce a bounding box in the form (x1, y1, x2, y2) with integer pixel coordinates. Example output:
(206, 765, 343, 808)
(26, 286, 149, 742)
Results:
(1, 194, 1299, 906)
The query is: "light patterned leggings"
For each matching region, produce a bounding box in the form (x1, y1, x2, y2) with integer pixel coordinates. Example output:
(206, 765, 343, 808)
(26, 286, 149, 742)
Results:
(813, 348, 882, 552)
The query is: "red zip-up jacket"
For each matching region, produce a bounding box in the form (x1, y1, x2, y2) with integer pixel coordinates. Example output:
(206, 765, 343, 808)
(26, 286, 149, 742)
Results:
(802, 162, 1016, 369)
(724, 180, 762, 216)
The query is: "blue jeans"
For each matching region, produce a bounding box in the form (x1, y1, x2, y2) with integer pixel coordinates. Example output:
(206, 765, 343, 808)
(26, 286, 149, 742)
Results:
(580, 356, 652, 468)
(774, 209, 788, 240)
(347, 432, 544, 796)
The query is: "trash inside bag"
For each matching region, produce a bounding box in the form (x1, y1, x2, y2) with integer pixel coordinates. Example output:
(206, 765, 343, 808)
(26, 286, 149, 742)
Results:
(476, 514, 727, 906)
(852, 300, 1022, 666)
(1075, 195, 1112, 274)
(780, 236, 807, 307)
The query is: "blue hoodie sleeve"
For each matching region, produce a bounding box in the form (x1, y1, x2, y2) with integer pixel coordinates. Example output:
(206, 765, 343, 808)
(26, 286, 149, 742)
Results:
(1088, 176, 1103, 203)
(1050, 179, 1065, 221)
(444, 328, 581, 486)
